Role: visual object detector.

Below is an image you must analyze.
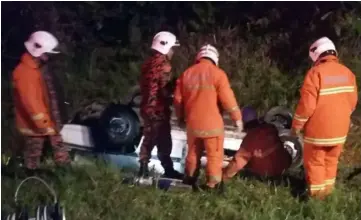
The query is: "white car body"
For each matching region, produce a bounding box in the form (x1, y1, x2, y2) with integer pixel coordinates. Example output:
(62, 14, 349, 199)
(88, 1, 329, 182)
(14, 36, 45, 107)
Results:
(61, 124, 246, 174)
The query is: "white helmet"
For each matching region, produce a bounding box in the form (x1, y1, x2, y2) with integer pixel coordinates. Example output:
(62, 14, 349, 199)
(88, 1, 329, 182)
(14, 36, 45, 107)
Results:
(151, 31, 180, 55)
(196, 44, 219, 66)
(309, 37, 337, 62)
(24, 31, 60, 57)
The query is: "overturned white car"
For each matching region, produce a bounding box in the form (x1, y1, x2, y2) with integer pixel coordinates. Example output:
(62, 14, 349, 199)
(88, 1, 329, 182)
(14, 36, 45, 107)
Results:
(61, 90, 303, 175)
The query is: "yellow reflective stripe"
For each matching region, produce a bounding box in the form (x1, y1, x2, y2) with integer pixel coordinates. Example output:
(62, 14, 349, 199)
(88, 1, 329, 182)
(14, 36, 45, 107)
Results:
(19, 127, 55, 135)
(32, 113, 45, 121)
(319, 86, 354, 95)
(208, 175, 222, 183)
(325, 178, 336, 185)
(184, 85, 215, 90)
(19, 128, 35, 135)
(47, 127, 56, 134)
(187, 128, 224, 137)
(310, 184, 325, 191)
(304, 136, 347, 145)
(227, 106, 240, 113)
(293, 114, 309, 122)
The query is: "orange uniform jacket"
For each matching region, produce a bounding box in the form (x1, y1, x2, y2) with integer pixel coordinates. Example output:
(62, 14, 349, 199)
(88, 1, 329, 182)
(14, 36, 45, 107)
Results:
(292, 55, 358, 146)
(12, 53, 56, 136)
(174, 59, 242, 137)
(225, 123, 292, 177)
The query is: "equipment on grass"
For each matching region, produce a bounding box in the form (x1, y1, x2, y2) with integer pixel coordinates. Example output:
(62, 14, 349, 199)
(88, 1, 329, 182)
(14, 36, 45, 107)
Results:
(122, 172, 192, 191)
(3, 176, 65, 220)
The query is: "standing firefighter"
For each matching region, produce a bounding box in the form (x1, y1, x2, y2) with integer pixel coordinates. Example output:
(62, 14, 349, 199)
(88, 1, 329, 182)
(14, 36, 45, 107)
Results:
(138, 31, 183, 179)
(292, 37, 358, 199)
(223, 107, 292, 180)
(174, 44, 243, 191)
(12, 31, 70, 171)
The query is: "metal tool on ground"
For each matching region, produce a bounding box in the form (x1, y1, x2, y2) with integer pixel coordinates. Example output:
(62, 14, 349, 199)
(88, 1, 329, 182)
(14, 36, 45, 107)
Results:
(121, 171, 192, 191)
(3, 176, 65, 220)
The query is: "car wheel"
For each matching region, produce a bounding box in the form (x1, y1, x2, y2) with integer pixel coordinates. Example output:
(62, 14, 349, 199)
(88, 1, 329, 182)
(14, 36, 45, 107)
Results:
(99, 103, 141, 154)
(278, 129, 304, 170)
(264, 106, 293, 130)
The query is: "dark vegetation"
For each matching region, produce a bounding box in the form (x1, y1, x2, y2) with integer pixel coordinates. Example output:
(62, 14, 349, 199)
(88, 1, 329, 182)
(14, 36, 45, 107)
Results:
(1, 2, 361, 219)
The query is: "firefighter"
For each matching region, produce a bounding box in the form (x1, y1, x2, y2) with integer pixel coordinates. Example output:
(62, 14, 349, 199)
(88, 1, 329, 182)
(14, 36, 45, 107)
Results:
(138, 31, 183, 179)
(174, 44, 243, 191)
(222, 106, 292, 181)
(12, 31, 70, 171)
(291, 37, 358, 199)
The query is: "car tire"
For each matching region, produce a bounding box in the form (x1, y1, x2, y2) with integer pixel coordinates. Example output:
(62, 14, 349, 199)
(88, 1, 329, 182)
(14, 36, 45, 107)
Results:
(264, 106, 293, 130)
(99, 103, 141, 154)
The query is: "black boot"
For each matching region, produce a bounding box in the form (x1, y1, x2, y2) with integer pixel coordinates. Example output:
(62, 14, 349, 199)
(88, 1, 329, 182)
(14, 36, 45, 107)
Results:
(138, 162, 149, 177)
(182, 176, 199, 191)
(199, 181, 225, 194)
(163, 167, 184, 179)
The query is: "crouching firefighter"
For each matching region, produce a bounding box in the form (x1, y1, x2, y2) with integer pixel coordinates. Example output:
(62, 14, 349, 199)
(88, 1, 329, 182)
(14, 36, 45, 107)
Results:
(138, 31, 183, 179)
(222, 106, 292, 181)
(174, 44, 243, 191)
(291, 37, 358, 199)
(12, 31, 71, 172)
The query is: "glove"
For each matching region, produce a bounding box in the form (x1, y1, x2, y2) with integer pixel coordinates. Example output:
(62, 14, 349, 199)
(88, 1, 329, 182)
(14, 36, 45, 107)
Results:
(290, 128, 301, 138)
(234, 120, 244, 133)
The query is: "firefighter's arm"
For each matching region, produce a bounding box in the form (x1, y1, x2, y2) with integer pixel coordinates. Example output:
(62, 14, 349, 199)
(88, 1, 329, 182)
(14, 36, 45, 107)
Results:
(350, 73, 358, 112)
(13, 73, 53, 130)
(215, 70, 242, 122)
(173, 76, 184, 122)
(292, 69, 320, 132)
(159, 62, 172, 89)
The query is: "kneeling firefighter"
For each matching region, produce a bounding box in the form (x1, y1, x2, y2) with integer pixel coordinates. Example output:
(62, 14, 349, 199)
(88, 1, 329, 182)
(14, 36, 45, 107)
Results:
(12, 31, 71, 172)
(223, 107, 292, 181)
(291, 37, 358, 199)
(174, 44, 243, 190)
(138, 31, 183, 179)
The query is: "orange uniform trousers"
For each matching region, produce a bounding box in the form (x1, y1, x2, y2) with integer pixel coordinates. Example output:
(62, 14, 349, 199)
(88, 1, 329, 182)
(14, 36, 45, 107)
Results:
(303, 143, 343, 198)
(185, 135, 224, 187)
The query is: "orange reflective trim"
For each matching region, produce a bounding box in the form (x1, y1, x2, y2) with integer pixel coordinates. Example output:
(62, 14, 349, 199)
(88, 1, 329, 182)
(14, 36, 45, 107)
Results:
(184, 85, 215, 90)
(319, 86, 355, 96)
(309, 183, 325, 191)
(19, 128, 35, 135)
(47, 127, 56, 134)
(187, 128, 224, 137)
(19, 127, 55, 135)
(31, 113, 45, 121)
(325, 178, 336, 186)
(304, 136, 347, 145)
(227, 106, 240, 113)
(208, 175, 222, 183)
(293, 114, 309, 122)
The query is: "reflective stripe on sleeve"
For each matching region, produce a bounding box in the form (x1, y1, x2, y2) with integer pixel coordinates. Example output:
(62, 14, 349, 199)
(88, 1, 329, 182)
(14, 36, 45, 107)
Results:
(19, 128, 35, 135)
(227, 106, 240, 113)
(31, 113, 45, 121)
(293, 114, 309, 122)
(319, 86, 354, 96)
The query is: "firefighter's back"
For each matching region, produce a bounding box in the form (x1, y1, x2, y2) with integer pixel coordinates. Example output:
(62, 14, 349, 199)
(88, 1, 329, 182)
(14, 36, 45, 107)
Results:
(305, 56, 358, 143)
(180, 59, 224, 135)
